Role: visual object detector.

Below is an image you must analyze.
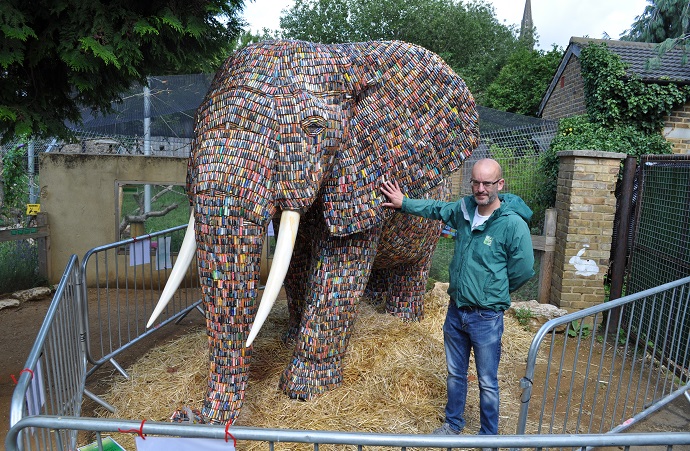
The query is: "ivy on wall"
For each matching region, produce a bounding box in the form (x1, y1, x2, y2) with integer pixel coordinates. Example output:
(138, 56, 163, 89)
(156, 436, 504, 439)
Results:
(579, 43, 690, 133)
(536, 42, 684, 211)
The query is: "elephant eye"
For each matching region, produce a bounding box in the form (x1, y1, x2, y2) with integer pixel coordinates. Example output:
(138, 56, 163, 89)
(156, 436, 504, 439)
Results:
(301, 116, 327, 136)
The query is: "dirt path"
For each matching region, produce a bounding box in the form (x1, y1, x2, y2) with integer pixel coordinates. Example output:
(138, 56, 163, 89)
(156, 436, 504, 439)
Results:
(0, 293, 206, 447)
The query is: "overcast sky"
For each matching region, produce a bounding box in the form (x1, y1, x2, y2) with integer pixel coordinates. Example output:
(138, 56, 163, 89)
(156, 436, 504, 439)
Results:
(241, 0, 650, 50)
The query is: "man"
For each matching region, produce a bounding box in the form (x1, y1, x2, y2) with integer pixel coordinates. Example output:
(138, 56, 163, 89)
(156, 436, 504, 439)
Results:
(380, 158, 534, 436)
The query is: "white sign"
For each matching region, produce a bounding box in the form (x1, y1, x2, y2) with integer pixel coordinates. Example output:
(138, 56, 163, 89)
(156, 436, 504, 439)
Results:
(136, 437, 234, 451)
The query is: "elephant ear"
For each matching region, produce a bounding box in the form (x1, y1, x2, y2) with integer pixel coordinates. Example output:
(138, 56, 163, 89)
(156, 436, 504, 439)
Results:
(322, 41, 479, 237)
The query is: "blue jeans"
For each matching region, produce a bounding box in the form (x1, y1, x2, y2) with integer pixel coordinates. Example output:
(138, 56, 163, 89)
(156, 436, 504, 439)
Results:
(443, 301, 504, 435)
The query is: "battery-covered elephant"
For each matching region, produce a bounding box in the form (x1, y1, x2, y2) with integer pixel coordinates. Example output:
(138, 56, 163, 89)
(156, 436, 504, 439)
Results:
(148, 40, 479, 424)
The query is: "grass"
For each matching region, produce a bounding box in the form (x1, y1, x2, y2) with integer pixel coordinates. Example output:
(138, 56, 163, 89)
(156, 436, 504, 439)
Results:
(120, 184, 190, 235)
(120, 184, 190, 250)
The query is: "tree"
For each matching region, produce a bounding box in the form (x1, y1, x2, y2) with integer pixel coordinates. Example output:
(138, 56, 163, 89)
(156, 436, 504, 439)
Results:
(483, 45, 563, 116)
(620, 0, 690, 65)
(278, 0, 519, 99)
(0, 0, 246, 143)
(621, 0, 688, 43)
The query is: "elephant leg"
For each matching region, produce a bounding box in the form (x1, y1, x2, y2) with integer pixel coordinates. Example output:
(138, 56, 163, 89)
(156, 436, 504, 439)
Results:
(195, 208, 264, 424)
(368, 253, 435, 320)
(279, 225, 381, 399)
(281, 209, 321, 344)
(363, 266, 388, 308)
(369, 204, 445, 320)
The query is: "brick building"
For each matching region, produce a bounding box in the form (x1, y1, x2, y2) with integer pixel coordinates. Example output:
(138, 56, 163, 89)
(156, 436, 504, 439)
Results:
(538, 37, 690, 154)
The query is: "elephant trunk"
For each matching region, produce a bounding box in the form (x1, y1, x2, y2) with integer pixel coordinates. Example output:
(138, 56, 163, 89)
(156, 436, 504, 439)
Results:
(194, 206, 265, 424)
(245, 210, 300, 347)
(147, 209, 300, 423)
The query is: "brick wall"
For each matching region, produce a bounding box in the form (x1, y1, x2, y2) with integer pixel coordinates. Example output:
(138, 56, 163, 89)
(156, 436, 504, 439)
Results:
(541, 57, 587, 121)
(551, 150, 626, 310)
(663, 103, 690, 154)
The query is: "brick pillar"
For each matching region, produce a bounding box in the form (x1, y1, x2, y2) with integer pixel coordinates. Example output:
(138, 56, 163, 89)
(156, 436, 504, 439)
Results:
(551, 150, 626, 311)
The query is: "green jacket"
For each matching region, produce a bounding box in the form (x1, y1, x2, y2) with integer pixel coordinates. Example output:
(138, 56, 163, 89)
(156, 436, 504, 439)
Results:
(402, 193, 535, 311)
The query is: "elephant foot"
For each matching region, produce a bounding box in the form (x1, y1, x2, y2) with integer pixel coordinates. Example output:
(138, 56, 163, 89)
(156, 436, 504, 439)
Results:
(281, 325, 299, 345)
(279, 356, 343, 400)
(386, 294, 424, 321)
(200, 362, 249, 425)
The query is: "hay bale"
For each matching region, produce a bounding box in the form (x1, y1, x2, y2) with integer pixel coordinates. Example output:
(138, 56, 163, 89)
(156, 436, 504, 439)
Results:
(95, 283, 537, 449)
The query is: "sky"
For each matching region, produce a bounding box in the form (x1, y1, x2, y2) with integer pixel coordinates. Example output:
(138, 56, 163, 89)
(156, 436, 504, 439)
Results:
(241, 0, 650, 51)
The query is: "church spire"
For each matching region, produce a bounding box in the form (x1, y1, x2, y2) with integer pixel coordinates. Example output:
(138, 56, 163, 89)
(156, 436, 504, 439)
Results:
(520, 0, 534, 48)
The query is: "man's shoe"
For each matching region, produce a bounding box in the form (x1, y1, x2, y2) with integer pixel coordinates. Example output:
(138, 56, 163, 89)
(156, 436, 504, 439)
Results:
(432, 422, 462, 435)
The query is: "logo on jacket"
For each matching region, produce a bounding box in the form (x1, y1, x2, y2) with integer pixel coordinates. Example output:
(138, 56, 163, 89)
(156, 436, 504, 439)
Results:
(483, 235, 493, 246)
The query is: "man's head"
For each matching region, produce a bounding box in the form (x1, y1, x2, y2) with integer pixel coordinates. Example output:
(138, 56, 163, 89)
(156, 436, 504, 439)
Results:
(470, 158, 504, 211)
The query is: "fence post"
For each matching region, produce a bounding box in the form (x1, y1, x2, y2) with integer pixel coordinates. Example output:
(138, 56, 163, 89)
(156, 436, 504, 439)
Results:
(35, 213, 51, 281)
(551, 150, 626, 311)
(537, 208, 556, 303)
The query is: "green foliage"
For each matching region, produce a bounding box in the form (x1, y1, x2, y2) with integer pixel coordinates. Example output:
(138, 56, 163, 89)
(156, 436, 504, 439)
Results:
(1, 144, 29, 216)
(489, 143, 546, 229)
(231, 29, 279, 52)
(536, 115, 673, 209)
(620, 0, 689, 44)
(620, 0, 690, 70)
(119, 184, 188, 250)
(514, 307, 535, 330)
(483, 45, 564, 116)
(617, 328, 628, 346)
(510, 252, 540, 302)
(0, 0, 246, 143)
(568, 320, 591, 338)
(579, 43, 690, 132)
(278, 0, 519, 99)
(429, 237, 453, 283)
(536, 43, 682, 211)
(0, 240, 47, 295)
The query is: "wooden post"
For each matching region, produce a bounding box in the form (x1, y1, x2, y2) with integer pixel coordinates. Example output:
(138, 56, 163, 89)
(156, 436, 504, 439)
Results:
(130, 221, 145, 238)
(537, 208, 556, 303)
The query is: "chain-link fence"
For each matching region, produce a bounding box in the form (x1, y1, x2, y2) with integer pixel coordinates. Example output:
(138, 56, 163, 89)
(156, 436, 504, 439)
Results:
(430, 116, 558, 299)
(622, 155, 690, 375)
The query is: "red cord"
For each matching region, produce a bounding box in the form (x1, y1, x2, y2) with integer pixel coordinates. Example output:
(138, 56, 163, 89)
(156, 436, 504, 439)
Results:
(118, 419, 146, 439)
(10, 368, 34, 384)
(225, 422, 236, 446)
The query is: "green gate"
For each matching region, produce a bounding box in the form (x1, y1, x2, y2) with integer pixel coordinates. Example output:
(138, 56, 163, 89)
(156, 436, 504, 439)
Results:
(625, 154, 690, 375)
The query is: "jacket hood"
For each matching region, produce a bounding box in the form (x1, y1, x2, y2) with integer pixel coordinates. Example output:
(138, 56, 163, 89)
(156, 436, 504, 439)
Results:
(462, 193, 533, 224)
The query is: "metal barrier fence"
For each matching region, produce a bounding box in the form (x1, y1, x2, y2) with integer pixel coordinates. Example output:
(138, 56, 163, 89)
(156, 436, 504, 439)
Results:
(517, 276, 690, 435)
(7, 417, 690, 451)
(8, 255, 85, 451)
(7, 257, 690, 450)
(80, 225, 202, 381)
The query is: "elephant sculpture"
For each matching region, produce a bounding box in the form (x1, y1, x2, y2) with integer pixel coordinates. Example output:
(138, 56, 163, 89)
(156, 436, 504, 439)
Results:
(148, 39, 479, 424)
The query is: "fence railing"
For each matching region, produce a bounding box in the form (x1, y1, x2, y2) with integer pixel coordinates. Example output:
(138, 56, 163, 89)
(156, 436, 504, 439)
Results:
(0, 213, 50, 280)
(8, 255, 84, 451)
(517, 276, 690, 435)
(80, 225, 202, 380)
(7, 416, 690, 451)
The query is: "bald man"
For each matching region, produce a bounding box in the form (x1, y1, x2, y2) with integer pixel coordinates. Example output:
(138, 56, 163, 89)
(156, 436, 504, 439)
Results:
(381, 158, 534, 437)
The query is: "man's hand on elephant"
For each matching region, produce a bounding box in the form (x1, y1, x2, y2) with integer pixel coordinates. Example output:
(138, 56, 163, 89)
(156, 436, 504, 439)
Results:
(381, 180, 404, 209)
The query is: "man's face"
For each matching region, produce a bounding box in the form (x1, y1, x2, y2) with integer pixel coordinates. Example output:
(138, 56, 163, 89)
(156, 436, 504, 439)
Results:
(472, 179, 501, 206)
(470, 163, 504, 207)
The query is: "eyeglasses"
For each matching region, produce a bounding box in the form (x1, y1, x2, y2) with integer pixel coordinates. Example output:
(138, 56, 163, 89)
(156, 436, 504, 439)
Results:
(470, 179, 502, 188)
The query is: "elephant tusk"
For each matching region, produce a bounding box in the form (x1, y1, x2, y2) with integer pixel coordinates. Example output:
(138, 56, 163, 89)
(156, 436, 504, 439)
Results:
(245, 210, 300, 347)
(146, 212, 196, 328)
